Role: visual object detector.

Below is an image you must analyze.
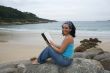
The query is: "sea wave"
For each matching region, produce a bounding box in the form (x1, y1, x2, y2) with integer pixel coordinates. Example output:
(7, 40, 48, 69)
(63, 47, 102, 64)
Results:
(0, 28, 110, 37)
(0, 28, 61, 33)
(76, 30, 110, 37)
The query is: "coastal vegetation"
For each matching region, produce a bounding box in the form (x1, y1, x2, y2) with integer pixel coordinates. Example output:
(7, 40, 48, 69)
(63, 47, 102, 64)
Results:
(0, 5, 56, 25)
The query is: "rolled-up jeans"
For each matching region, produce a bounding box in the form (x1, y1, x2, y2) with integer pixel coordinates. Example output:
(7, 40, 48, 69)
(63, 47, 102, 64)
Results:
(38, 46, 72, 67)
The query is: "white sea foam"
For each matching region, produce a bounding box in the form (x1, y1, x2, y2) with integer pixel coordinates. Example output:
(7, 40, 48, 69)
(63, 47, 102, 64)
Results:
(0, 27, 110, 37)
(76, 30, 110, 37)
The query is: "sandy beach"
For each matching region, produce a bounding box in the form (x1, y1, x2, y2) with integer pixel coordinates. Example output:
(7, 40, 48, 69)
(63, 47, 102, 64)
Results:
(0, 30, 110, 64)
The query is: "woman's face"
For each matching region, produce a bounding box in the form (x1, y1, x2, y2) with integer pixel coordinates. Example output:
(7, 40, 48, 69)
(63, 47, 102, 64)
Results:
(62, 24, 71, 35)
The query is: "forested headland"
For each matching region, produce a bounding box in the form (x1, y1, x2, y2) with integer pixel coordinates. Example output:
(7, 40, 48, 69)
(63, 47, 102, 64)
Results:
(0, 5, 56, 25)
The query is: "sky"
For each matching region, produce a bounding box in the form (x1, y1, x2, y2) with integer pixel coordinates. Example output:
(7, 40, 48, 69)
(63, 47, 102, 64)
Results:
(0, 0, 110, 21)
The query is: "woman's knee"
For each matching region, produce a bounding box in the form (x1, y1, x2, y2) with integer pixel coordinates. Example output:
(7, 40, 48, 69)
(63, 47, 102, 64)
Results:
(46, 46, 52, 49)
(45, 46, 53, 51)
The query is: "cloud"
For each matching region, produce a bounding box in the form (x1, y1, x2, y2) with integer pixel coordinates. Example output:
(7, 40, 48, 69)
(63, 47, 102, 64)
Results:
(0, 0, 110, 21)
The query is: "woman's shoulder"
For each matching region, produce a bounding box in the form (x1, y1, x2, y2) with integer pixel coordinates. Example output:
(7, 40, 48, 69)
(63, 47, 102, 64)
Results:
(65, 35, 74, 43)
(66, 35, 73, 39)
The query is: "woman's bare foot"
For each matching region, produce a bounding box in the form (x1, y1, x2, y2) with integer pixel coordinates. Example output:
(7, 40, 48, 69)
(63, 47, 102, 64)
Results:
(30, 57, 39, 65)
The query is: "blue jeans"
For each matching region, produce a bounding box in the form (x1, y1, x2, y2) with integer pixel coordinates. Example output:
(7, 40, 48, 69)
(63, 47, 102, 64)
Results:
(38, 46, 72, 67)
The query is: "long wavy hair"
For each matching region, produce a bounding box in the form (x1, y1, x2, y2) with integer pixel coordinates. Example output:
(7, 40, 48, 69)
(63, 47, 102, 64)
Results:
(62, 21, 76, 37)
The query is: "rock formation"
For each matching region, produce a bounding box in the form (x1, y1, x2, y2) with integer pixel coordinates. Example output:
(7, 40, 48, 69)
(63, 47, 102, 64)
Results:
(0, 58, 107, 73)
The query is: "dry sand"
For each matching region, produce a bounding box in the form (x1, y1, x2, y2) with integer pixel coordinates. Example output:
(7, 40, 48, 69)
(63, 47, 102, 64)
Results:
(0, 30, 110, 64)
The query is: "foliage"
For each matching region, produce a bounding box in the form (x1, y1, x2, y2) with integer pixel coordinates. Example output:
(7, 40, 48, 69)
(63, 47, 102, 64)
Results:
(0, 5, 55, 24)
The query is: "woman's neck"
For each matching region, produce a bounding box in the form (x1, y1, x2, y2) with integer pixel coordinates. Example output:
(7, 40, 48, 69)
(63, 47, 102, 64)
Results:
(64, 34, 70, 37)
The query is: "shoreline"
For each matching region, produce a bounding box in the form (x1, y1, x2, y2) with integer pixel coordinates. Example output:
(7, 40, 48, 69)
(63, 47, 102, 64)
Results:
(0, 20, 57, 25)
(0, 30, 110, 64)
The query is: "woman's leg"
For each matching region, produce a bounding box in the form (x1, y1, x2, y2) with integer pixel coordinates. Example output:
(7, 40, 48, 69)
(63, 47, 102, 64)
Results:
(37, 46, 51, 64)
(38, 46, 72, 66)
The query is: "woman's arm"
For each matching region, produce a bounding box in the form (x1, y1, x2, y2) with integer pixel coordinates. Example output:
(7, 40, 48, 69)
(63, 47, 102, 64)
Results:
(50, 36, 73, 53)
(49, 41, 60, 48)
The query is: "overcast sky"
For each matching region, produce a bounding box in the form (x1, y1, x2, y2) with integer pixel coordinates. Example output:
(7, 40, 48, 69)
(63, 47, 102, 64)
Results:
(0, 0, 110, 21)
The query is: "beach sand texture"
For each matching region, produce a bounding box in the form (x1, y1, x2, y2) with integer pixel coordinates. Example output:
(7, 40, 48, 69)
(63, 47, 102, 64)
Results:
(0, 30, 110, 64)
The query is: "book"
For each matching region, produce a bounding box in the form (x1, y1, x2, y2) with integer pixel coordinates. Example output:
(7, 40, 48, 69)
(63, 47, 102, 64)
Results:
(41, 32, 53, 46)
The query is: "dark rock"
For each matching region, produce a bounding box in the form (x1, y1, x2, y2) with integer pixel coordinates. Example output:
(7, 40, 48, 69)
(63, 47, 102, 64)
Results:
(93, 52, 110, 71)
(74, 48, 104, 59)
(75, 38, 102, 52)
(100, 58, 110, 71)
(84, 48, 104, 59)
(104, 70, 110, 73)
(93, 52, 110, 61)
(74, 45, 87, 52)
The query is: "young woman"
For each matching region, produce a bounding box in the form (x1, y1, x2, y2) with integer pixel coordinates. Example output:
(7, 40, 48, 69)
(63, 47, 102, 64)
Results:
(31, 21, 76, 67)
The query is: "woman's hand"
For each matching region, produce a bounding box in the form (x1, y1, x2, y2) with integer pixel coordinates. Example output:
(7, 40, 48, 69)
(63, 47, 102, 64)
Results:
(49, 40, 56, 49)
(49, 40, 56, 47)
(49, 40, 60, 49)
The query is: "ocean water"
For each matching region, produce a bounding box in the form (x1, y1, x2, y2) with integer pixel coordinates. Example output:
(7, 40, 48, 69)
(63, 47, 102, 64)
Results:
(0, 21, 110, 37)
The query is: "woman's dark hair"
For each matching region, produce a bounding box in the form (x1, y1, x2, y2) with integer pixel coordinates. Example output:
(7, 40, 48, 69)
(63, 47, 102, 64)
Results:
(62, 21, 76, 37)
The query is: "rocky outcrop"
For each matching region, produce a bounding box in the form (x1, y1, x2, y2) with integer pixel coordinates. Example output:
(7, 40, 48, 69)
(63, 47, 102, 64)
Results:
(0, 60, 30, 73)
(73, 38, 110, 71)
(58, 58, 104, 73)
(104, 70, 110, 73)
(25, 63, 58, 73)
(75, 38, 102, 52)
(93, 52, 110, 71)
(74, 48, 104, 59)
(74, 47, 110, 71)
(93, 52, 110, 61)
(0, 58, 105, 73)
